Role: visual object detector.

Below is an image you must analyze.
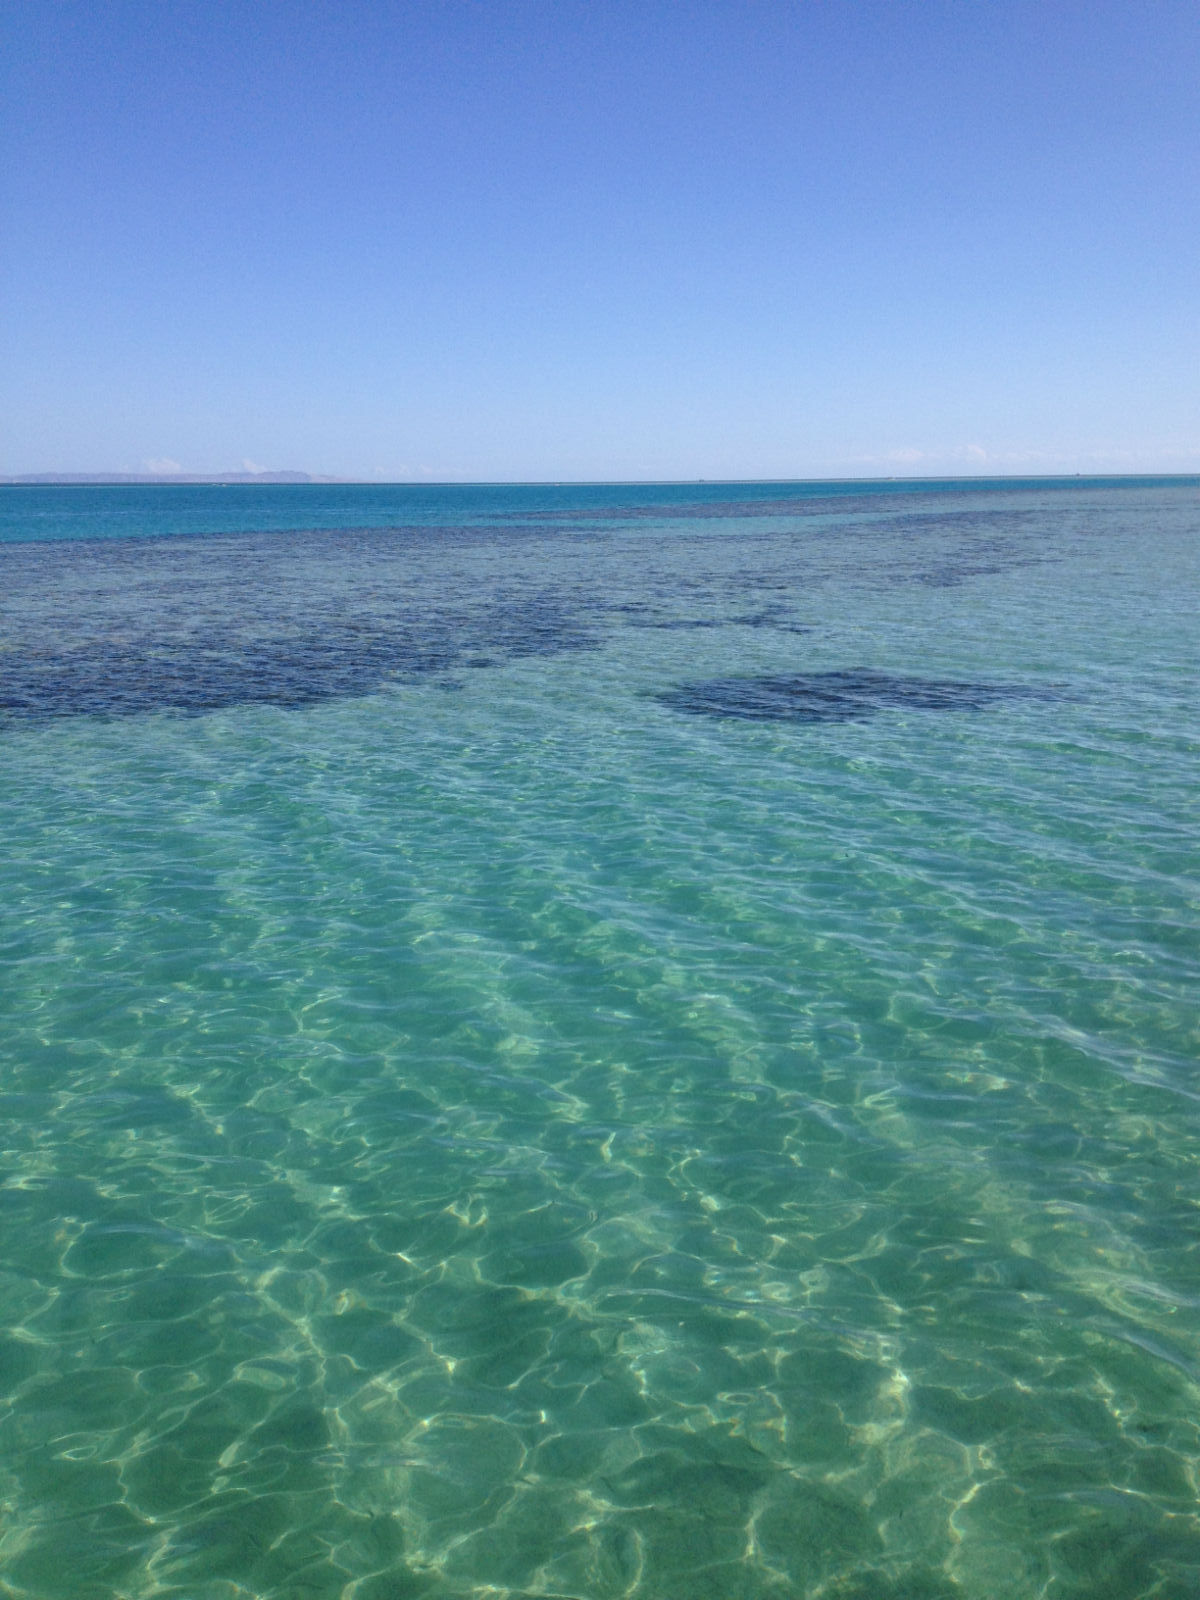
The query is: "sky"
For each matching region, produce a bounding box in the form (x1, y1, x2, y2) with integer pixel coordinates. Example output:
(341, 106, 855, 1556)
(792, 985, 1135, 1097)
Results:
(3, 0, 1198, 481)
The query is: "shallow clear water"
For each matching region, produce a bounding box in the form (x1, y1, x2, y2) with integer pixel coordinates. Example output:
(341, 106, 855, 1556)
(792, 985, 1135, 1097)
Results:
(1, 479, 1197, 1599)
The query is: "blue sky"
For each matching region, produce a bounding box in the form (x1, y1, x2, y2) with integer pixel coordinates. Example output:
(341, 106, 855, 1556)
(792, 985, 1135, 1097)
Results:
(4, 0, 1198, 480)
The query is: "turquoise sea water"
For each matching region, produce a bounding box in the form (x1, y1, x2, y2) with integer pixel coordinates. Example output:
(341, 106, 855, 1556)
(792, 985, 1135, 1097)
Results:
(1, 478, 1197, 1599)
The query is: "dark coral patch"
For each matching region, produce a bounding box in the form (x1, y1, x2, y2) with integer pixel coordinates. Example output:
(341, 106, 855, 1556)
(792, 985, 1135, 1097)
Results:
(0, 611, 595, 723)
(655, 669, 1050, 724)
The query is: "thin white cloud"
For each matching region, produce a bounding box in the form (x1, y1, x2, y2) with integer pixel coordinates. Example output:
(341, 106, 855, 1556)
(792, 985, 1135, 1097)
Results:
(878, 444, 991, 466)
(849, 443, 1200, 472)
(142, 456, 182, 475)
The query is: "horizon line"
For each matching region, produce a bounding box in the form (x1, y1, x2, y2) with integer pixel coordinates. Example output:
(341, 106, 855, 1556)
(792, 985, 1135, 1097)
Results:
(4, 470, 1200, 489)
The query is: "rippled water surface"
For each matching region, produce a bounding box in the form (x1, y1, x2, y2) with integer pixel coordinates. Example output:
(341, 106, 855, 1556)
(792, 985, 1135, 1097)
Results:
(1, 479, 1198, 1599)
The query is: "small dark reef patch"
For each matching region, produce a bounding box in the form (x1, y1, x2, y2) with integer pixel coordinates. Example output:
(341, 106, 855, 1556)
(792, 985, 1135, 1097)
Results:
(655, 669, 1050, 724)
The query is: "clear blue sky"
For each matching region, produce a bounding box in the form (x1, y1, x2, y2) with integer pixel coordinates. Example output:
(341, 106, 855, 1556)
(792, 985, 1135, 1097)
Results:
(4, 0, 1198, 480)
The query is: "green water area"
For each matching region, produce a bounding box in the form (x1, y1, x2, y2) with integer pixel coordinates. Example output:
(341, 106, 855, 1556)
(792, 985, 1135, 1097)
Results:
(1, 479, 1197, 1598)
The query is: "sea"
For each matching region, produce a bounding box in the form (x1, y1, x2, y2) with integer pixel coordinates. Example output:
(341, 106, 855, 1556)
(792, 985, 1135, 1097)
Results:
(0, 477, 1197, 1600)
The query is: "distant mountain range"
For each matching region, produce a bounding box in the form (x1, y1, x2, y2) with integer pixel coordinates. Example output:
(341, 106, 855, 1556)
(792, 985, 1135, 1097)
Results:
(0, 471, 344, 485)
